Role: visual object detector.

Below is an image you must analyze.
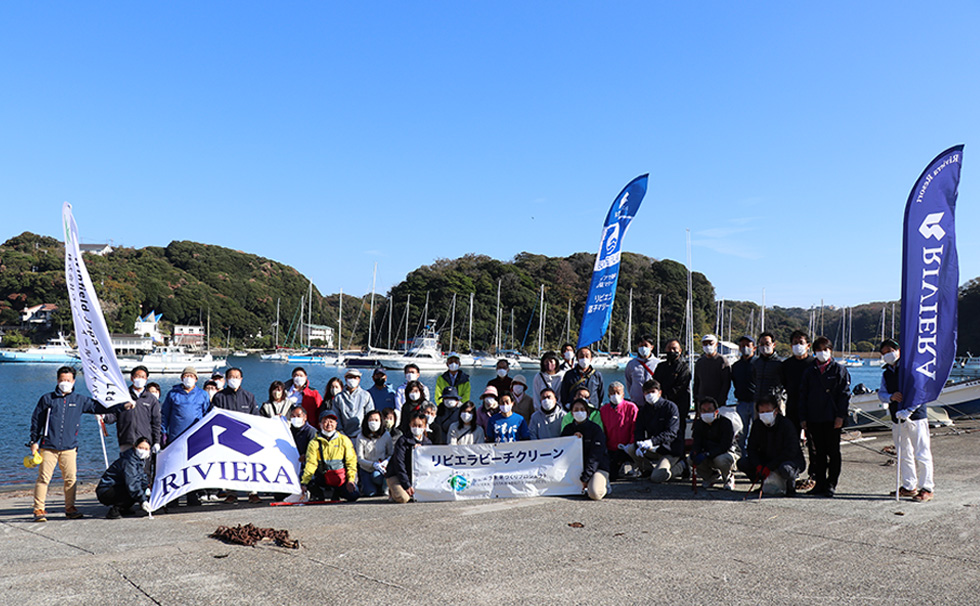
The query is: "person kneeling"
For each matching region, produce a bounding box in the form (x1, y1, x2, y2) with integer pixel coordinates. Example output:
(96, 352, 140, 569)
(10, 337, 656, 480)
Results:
(300, 413, 360, 502)
(561, 398, 610, 500)
(737, 396, 805, 497)
(386, 412, 431, 503)
(97, 437, 152, 519)
(690, 397, 738, 490)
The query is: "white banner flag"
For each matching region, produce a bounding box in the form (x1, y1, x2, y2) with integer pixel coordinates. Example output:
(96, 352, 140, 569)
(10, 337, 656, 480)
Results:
(148, 408, 302, 511)
(62, 202, 129, 408)
(412, 437, 584, 502)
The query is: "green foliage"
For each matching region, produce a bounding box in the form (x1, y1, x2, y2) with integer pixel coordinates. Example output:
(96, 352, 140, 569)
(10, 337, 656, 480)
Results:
(0, 330, 32, 347)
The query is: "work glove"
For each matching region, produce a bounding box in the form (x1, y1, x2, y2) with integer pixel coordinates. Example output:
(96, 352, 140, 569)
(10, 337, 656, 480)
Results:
(151, 443, 161, 454)
(372, 461, 384, 473)
(141, 501, 152, 513)
(637, 439, 654, 451)
(895, 408, 914, 422)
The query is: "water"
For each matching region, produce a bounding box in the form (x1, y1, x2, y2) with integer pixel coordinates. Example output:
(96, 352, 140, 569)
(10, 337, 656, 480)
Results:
(0, 357, 890, 486)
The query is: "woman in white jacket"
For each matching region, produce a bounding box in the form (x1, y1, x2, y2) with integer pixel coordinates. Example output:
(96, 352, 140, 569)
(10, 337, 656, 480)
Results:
(355, 411, 394, 497)
(448, 402, 485, 445)
(532, 352, 565, 413)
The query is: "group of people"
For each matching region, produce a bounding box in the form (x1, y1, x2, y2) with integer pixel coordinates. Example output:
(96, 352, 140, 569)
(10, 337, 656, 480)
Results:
(26, 329, 936, 521)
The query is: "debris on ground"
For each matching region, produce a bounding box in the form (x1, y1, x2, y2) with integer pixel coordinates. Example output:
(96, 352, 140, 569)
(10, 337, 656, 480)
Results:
(567, 522, 584, 528)
(210, 523, 300, 549)
(882, 446, 897, 455)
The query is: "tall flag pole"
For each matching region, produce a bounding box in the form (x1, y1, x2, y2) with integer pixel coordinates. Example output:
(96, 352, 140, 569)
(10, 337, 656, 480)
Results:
(576, 174, 648, 349)
(898, 146, 963, 411)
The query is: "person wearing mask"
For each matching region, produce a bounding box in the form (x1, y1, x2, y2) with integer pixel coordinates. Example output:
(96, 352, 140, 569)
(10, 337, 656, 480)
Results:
(421, 402, 445, 445)
(752, 332, 785, 412)
(487, 393, 530, 443)
(448, 401, 486, 445)
(798, 337, 850, 498)
(102, 365, 161, 455)
(386, 412, 431, 503)
(559, 347, 604, 409)
(288, 406, 317, 464)
(161, 366, 210, 443)
(690, 397, 738, 490)
(737, 395, 805, 497)
(561, 387, 604, 430)
(781, 330, 817, 491)
(380, 407, 402, 441)
(476, 386, 500, 431)
(260, 381, 290, 418)
(626, 379, 683, 483)
(286, 367, 323, 426)
(625, 334, 659, 407)
(211, 367, 259, 415)
(146, 383, 162, 400)
(529, 388, 565, 440)
(395, 364, 430, 413)
(694, 334, 732, 407)
(366, 368, 396, 414)
(731, 335, 757, 455)
(532, 351, 564, 412)
(600, 382, 638, 481)
(301, 412, 359, 502)
(488, 359, 514, 395)
(333, 369, 373, 438)
(211, 372, 226, 391)
(435, 386, 463, 437)
(203, 380, 220, 401)
(356, 411, 394, 497)
(561, 398, 611, 501)
(435, 354, 471, 406)
(398, 380, 429, 434)
(558, 343, 577, 372)
(97, 437, 152, 519)
(510, 375, 534, 420)
(28, 366, 129, 522)
(653, 339, 692, 477)
(878, 339, 934, 502)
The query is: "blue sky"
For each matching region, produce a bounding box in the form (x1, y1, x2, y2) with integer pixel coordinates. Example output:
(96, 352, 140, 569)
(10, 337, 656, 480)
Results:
(2, 3, 977, 310)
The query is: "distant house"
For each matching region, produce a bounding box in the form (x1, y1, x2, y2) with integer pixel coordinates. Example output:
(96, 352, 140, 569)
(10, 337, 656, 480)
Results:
(110, 333, 154, 356)
(21, 303, 58, 326)
(134, 311, 164, 343)
(79, 243, 114, 256)
(173, 324, 205, 348)
(302, 323, 335, 348)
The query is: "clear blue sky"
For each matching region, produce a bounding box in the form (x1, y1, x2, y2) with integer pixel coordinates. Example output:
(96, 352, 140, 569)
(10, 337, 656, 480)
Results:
(2, 3, 977, 310)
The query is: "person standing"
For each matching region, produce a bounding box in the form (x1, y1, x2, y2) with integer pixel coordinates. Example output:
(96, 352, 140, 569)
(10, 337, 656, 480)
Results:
(366, 368, 396, 413)
(878, 339, 934, 502)
(488, 359, 514, 395)
(752, 332, 785, 411)
(559, 347, 603, 409)
(102, 365, 161, 454)
(532, 351, 564, 412)
(161, 366, 210, 506)
(653, 339, 691, 476)
(599, 382, 638, 480)
(333, 369, 373, 438)
(211, 367, 260, 415)
(730, 335, 757, 454)
(694, 333, 732, 407)
(624, 334, 659, 407)
(798, 337, 850, 498)
(286, 367, 323, 426)
(558, 343, 577, 372)
(28, 366, 127, 522)
(435, 354, 470, 405)
(395, 364, 430, 412)
(781, 330, 817, 490)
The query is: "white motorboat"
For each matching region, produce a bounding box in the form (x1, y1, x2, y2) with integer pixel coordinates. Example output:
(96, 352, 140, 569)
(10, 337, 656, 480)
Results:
(0, 333, 77, 364)
(378, 329, 446, 371)
(847, 377, 980, 429)
(117, 345, 226, 374)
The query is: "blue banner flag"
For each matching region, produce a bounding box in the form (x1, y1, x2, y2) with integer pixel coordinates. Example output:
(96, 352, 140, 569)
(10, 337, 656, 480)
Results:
(577, 174, 649, 349)
(899, 145, 963, 411)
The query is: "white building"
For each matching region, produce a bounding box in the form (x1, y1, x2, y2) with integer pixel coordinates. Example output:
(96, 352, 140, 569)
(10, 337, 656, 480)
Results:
(302, 323, 334, 348)
(79, 243, 114, 256)
(173, 324, 206, 348)
(134, 312, 164, 343)
(21, 303, 58, 326)
(111, 333, 155, 356)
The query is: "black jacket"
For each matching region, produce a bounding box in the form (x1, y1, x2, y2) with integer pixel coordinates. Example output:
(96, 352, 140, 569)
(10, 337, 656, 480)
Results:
(211, 387, 259, 415)
(103, 386, 161, 446)
(691, 414, 736, 460)
(799, 361, 851, 424)
(559, 366, 604, 408)
(752, 353, 785, 402)
(882, 364, 927, 422)
(780, 356, 815, 422)
(731, 355, 756, 402)
(744, 415, 805, 472)
(97, 448, 150, 504)
(290, 423, 317, 461)
(634, 397, 682, 457)
(653, 357, 691, 414)
(386, 433, 431, 490)
(561, 419, 610, 482)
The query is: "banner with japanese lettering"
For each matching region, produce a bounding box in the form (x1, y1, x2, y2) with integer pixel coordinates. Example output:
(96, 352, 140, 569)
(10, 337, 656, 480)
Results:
(412, 437, 584, 502)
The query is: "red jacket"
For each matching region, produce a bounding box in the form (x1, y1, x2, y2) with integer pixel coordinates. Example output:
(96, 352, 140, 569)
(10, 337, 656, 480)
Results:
(600, 400, 638, 452)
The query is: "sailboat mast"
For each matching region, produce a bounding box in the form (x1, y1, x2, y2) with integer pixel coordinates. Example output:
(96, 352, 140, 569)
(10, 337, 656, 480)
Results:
(627, 288, 633, 352)
(685, 229, 695, 415)
(275, 298, 280, 349)
(449, 293, 457, 353)
(495, 280, 502, 353)
(404, 294, 410, 351)
(468, 292, 474, 353)
(387, 296, 393, 350)
(538, 285, 545, 353)
(368, 263, 377, 350)
(338, 288, 343, 354)
(761, 288, 766, 333)
(891, 302, 896, 339)
(565, 299, 571, 345)
(307, 281, 312, 349)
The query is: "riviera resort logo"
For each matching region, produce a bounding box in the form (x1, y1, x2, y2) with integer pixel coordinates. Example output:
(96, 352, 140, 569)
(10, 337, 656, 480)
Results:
(448, 474, 470, 492)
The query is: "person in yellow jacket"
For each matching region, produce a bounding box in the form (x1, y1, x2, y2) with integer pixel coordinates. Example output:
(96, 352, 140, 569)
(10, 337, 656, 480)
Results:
(435, 354, 471, 406)
(300, 412, 360, 502)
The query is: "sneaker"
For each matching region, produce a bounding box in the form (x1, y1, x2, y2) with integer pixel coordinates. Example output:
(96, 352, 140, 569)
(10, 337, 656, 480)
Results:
(248, 494, 262, 504)
(224, 495, 238, 504)
(723, 477, 736, 491)
(889, 487, 919, 498)
(106, 506, 121, 520)
(33, 510, 47, 523)
(65, 510, 84, 519)
(913, 489, 934, 502)
(796, 478, 816, 492)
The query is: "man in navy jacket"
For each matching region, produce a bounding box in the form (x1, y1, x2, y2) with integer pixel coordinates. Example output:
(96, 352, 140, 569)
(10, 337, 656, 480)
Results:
(799, 336, 851, 497)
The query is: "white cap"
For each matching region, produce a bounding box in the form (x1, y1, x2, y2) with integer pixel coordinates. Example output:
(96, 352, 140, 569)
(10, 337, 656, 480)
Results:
(701, 334, 718, 343)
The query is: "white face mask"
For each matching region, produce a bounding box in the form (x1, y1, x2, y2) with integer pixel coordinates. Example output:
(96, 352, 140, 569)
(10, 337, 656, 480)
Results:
(227, 377, 242, 390)
(814, 350, 833, 363)
(541, 398, 556, 411)
(578, 357, 590, 369)
(346, 378, 360, 389)
(290, 417, 305, 428)
(638, 346, 652, 358)
(484, 397, 497, 408)
(759, 411, 776, 426)
(701, 412, 716, 424)
(58, 380, 74, 394)
(740, 346, 753, 357)
(496, 368, 508, 378)
(331, 385, 343, 396)
(135, 448, 151, 460)
(563, 351, 575, 361)
(132, 378, 147, 389)
(703, 344, 717, 355)
(206, 389, 217, 399)
(460, 412, 474, 423)
(572, 410, 588, 423)
(321, 429, 337, 439)
(512, 384, 524, 396)
(182, 376, 197, 389)
(609, 393, 623, 405)
(499, 404, 513, 415)
(426, 414, 437, 425)
(760, 344, 774, 356)
(293, 375, 306, 388)
(883, 351, 900, 365)
(408, 391, 421, 402)
(791, 343, 808, 357)
(448, 363, 460, 372)
(405, 372, 419, 382)
(645, 392, 661, 405)
(444, 399, 459, 408)
(367, 420, 382, 432)
(214, 380, 225, 390)
(410, 426, 425, 439)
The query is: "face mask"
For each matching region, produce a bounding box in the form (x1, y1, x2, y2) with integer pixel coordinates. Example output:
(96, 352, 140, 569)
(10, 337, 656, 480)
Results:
(182, 377, 197, 389)
(293, 376, 306, 388)
(512, 385, 524, 396)
(331, 385, 342, 396)
(814, 350, 832, 363)
(645, 392, 661, 405)
(290, 417, 305, 428)
(759, 412, 776, 426)
(792, 344, 808, 357)
(58, 381, 74, 394)
(609, 394, 623, 405)
(496, 368, 508, 378)
(215, 381, 225, 390)
(740, 346, 753, 357)
(227, 378, 242, 390)
(133, 378, 147, 389)
(701, 412, 716, 424)
(346, 378, 360, 389)
(541, 398, 555, 411)
(883, 351, 900, 365)
(499, 404, 513, 415)
(448, 363, 460, 372)
(444, 399, 459, 408)
(426, 414, 437, 425)
(273, 391, 284, 401)
(410, 426, 425, 439)
(572, 410, 588, 423)
(405, 373, 419, 382)
(702, 344, 716, 355)
(408, 391, 421, 402)
(367, 420, 382, 432)
(321, 429, 337, 439)
(638, 346, 652, 358)
(384, 419, 395, 430)
(460, 412, 474, 423)
(666, 351, 680, 363)
(563, 351, 575, 361)
(206, 390, 217, 399)
(760, 344, 774, 356)
(374, 377, 386, 387)
(577, 357, 589, 369)
(484, 397, 497, 408)
(135, 448, 151, 460)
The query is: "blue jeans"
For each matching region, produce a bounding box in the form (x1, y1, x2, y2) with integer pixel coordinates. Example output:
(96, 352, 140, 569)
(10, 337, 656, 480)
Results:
(736, 401, 755, 456)
(358, 470, 385, 497)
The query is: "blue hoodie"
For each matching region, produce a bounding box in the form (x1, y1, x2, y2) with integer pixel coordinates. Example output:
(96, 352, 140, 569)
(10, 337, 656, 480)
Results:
(161, 384, 210, 440)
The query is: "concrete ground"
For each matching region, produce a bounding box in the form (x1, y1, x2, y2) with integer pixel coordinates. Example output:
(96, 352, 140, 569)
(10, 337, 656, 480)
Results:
(2, 421, 979, 606)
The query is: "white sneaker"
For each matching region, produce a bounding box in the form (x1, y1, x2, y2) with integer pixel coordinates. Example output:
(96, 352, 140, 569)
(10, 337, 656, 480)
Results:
(723, 477, 735, 491)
